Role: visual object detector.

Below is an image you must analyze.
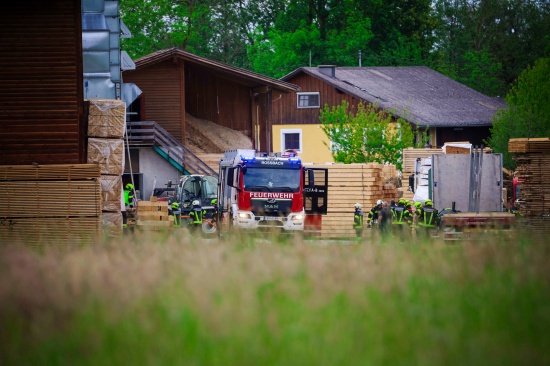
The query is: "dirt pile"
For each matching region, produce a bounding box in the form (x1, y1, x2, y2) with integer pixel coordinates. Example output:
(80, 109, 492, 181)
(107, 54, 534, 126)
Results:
(185, 113, 253, 154)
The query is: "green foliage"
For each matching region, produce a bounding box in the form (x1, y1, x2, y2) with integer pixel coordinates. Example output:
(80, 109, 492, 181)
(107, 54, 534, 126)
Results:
(118, 0, 550, 100)
(319, 101, 427, 171)
(432, 0, 550, 96)
(487, 58, 550, 169)
(247, 10, 373, 78)
(460, 49, 506, 96)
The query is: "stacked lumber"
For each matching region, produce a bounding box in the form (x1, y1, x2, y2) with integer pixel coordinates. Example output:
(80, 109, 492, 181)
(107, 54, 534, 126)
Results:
(0, 164, 101, 244)
(86, 99, 126, 236)
(509, 138, 550, 153)
(511, 138, 550, 233)
(305, 163, 399, 238)
(136, 198, 173, 230)
(87, 99, 126, 139)
(402, 147, 442, 176)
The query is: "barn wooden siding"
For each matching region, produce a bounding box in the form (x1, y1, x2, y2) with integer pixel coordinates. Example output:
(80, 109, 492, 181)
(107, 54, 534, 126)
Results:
(272, 73, 359, 125)
(123, 61, 256, 145)
(185, 63, 253, 138)
(0, 0, 84, 165)
(123, 61, 184, 141)
(438, 126, 491, 147)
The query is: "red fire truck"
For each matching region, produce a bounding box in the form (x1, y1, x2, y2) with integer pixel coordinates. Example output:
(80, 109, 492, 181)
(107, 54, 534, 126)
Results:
(217, 149, 328, 234)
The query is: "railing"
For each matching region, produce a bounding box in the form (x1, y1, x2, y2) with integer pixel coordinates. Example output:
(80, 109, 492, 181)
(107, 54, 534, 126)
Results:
(126, 121, 217, 177)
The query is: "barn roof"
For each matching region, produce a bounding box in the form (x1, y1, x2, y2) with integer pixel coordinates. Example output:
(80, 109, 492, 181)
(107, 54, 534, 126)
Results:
(282, 66, 507, 127)
(132, 48, 299, 93)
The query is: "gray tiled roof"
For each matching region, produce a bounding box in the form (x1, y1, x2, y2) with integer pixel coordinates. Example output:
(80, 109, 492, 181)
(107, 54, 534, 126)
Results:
(282, 66, 507, 127)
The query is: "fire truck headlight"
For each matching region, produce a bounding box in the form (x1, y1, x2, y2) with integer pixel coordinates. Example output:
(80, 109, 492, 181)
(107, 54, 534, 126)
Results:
(238, 212, 251, 219)
(292, 214, 304, 221)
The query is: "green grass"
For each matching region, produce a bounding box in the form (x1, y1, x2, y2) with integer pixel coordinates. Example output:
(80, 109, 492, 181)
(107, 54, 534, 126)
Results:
(1, 231, 549, 365)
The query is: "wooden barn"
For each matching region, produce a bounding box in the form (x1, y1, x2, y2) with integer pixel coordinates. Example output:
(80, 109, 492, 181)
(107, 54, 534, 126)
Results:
(0, 0, 85, 165)
(271, 66, 507, 163)
(0, 0, 126, 243)
(122, 48, 299, 153)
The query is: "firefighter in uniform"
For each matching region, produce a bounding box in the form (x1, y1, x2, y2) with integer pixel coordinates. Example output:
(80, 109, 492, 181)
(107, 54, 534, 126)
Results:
(391, 198, 412, 239)
(417, 199, 440, 238)
(188, 200, 206, 231)
(366, 200, 383, 228)
(353, 203, 364, 238)
(123, 183, 136, 228)
(170, 202, 182, 228)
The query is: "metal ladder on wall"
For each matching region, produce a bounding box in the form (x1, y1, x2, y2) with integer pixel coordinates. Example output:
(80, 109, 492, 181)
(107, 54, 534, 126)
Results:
(125, 121, 217, 177)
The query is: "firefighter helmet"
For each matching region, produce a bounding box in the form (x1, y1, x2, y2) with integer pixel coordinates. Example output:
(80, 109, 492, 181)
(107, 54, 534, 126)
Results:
(211, 198, 217, 205)
(414, 201, 422, 209)
(376, 199, 383, 205)
(192, 200, 200, 206)
(125, 183, 134, 191)
(171, 202, 179, 209)
(424, 199, 433, 206)
(354, 203, 362, 209)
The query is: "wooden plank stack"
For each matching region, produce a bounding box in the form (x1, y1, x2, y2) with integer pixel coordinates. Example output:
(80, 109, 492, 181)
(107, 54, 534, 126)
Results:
(509, 137, 550, 153)
(136, 198, 173, 230)
(0, 164, 101, 244)
(86, 99, 126, 236)
(402, 147, 442, 175)
(305, 163, 399, 238)
(510, 138, 550, 233)
(401, 147, 443, 202)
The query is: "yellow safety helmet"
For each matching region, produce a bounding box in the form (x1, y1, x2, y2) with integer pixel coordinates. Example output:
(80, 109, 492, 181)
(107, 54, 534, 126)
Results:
(171, 202, 179, 209)
(425, 199, 433, 206)
(414, 201, 422, 209)
(125, 183, 134, 190)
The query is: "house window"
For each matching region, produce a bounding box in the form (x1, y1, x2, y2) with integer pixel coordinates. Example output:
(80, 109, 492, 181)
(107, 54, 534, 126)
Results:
(281, 129, 302, 152)
(297, 92, 320, 108)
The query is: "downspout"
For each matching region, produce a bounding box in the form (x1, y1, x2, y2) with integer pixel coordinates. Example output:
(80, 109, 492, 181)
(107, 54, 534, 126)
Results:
(266, 88, 272, 153)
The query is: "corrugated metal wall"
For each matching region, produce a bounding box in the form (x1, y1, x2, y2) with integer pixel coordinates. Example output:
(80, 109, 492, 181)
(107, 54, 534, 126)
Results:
(0, 0, 84, 165)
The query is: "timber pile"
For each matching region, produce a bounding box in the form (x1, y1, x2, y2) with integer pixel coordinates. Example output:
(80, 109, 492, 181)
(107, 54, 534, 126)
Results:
(0, 164, 101, 244)
(510, 138, 550, 233)
(136, 198, 173, 230)
(509, 137, 550, 153)
(402, 147, 442, 175)
(305, 163, 398, 238)
(86, 99, 126, 236)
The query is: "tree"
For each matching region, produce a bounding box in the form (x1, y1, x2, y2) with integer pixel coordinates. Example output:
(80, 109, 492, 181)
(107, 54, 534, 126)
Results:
(432, 0, 550, 96)
(320, 101, 428, 171)
(486, 58, 550, 169)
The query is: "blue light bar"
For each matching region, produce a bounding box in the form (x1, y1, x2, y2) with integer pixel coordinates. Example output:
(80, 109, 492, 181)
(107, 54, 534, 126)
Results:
(241, 156, 256, 164)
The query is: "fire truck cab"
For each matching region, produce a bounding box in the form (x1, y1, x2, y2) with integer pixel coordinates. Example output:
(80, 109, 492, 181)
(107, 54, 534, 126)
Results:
(217, 149, 328, 233)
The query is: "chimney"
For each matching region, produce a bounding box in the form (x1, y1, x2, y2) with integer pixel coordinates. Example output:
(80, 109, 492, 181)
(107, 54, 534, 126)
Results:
(318, 65, 336, 78)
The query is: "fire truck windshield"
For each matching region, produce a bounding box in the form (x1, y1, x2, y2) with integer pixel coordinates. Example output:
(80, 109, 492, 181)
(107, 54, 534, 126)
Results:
(243, 167, 300, 192)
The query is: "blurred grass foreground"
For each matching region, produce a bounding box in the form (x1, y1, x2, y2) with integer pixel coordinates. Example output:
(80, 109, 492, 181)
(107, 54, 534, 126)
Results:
(1, 232, 549, 366)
